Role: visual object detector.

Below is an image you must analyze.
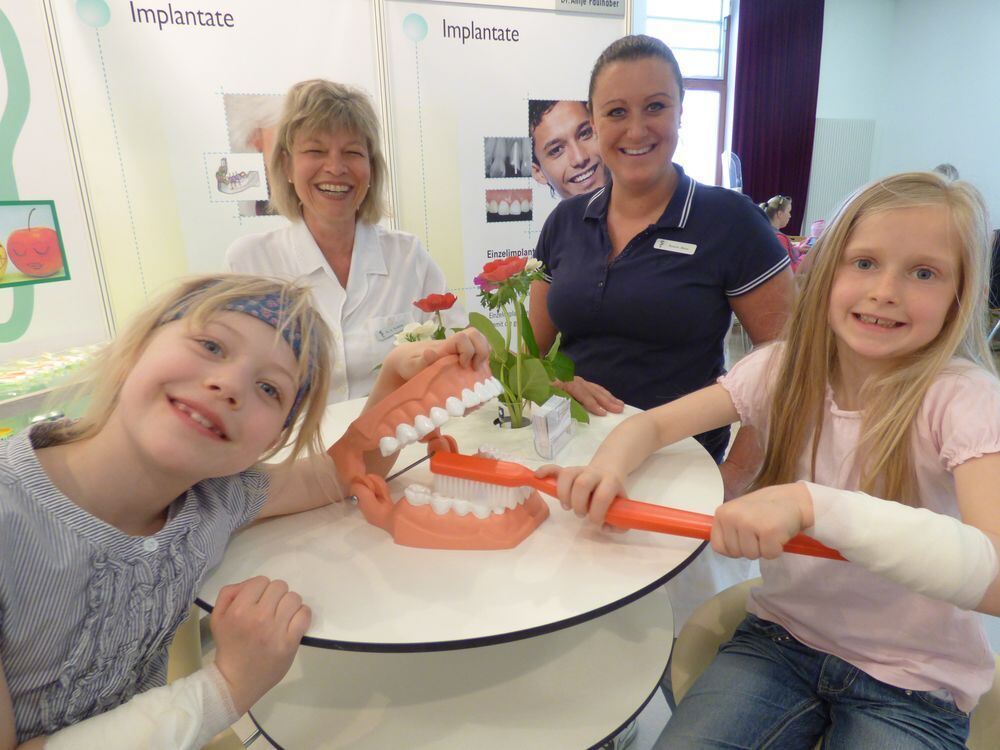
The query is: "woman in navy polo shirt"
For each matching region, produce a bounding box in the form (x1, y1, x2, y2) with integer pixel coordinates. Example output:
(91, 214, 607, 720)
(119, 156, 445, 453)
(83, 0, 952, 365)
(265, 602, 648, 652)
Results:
(529, 35, 793, 487)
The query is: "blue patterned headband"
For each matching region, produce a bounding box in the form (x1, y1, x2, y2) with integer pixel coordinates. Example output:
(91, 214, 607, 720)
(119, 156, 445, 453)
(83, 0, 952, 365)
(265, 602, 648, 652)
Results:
(164, 288, 313, 428)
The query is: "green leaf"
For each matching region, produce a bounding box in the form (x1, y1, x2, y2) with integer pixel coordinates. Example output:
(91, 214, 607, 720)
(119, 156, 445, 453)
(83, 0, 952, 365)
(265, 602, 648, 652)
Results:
(521, 358, 552, 404)
(549, 351, 575, 382)
(546, 332, 562, 360)
(515, 299, 540, 359)
(468, 312, 506, 357)
(540, 358, 556, 381)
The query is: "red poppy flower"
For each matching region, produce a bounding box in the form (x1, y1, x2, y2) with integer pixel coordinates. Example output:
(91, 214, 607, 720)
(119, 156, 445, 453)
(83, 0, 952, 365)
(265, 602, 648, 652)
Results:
(480, 256, 527, 283)
(413, 292, 458, 313)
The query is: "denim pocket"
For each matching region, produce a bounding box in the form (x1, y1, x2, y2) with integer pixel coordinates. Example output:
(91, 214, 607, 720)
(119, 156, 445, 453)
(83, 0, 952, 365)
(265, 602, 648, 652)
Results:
(911, 687, 969, 719)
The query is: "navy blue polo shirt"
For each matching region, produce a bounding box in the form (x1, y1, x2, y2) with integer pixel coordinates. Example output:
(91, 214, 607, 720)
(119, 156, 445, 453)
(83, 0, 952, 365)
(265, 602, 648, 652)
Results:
(534, 165, 788, 460)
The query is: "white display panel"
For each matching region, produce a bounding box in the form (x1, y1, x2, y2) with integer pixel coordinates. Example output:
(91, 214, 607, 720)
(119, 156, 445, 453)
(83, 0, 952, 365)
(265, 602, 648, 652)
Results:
(382, 1, 625, 328)
(47, 0, 380, 320)
(0, 3, 110, 359)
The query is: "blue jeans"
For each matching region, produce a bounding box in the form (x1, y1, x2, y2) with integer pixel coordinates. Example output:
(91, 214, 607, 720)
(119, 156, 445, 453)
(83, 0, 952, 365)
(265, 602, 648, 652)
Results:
(654, 614, 970, 749)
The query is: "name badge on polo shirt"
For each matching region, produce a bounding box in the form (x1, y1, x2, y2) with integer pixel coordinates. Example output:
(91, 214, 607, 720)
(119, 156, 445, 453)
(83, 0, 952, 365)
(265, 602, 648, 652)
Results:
(654, 238, 697, 255)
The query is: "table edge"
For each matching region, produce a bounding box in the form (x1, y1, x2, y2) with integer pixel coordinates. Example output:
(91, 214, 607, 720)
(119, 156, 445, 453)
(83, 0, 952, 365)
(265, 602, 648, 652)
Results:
(245, 634, 673, 750)
(194, 540, 706, 653)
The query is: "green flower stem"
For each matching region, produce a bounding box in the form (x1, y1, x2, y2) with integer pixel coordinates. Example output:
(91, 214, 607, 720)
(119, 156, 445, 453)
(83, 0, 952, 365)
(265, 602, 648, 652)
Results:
(515, 292, 524, 426)
(499, 302, 523, 426)
(502, 301, 512, 353)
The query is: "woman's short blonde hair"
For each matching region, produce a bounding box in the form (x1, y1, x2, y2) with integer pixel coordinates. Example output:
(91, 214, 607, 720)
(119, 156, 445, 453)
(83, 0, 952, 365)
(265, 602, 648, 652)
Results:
(755, 171, 994, 503)
(268, 79, 388, 225)
(54, 274, 333, 465)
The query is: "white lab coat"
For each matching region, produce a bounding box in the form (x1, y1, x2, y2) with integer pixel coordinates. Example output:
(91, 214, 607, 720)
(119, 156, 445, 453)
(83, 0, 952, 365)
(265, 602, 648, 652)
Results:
(225, 220, 466, 403)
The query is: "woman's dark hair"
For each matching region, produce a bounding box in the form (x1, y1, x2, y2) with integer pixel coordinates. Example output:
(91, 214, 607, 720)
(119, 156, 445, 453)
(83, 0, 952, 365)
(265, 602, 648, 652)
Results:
(588, 35, 685, 110)
(527, 99, 558, 167)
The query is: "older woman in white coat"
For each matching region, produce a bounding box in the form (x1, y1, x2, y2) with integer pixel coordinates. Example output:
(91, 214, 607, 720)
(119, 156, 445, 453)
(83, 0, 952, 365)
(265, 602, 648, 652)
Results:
(226, 79, 468, 403)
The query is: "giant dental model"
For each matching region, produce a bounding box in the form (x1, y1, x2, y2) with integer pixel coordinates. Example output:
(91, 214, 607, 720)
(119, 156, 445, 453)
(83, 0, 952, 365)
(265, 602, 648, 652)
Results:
(328, 355, 550, 549)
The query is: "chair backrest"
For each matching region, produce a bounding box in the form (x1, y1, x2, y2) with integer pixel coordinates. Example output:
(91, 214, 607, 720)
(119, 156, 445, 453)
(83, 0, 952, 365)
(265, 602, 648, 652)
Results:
(969, 654, 1000, 750)
(670, 579, 999, 749)
(671, 578, 757, 704)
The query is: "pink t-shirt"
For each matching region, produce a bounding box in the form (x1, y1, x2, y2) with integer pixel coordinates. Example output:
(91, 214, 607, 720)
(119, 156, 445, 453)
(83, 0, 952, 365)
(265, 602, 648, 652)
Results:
(719, 343, 1000, 711)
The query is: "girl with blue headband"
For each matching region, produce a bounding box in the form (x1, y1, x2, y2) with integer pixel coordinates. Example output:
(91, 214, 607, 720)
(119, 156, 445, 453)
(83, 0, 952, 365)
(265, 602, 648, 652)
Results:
(0, 274, 489, 749)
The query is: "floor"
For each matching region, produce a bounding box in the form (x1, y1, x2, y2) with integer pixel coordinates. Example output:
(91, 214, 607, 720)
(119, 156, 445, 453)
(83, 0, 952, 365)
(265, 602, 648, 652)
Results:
(221, 322, 1000, 748)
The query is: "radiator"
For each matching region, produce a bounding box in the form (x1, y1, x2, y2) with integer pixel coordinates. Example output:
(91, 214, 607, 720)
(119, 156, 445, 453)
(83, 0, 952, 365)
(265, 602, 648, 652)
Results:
(803, 118, 876, 230)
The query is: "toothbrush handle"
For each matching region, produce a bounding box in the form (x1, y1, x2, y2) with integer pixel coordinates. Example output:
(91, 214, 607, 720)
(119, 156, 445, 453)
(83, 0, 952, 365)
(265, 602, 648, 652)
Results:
(530, 477, 845, 562)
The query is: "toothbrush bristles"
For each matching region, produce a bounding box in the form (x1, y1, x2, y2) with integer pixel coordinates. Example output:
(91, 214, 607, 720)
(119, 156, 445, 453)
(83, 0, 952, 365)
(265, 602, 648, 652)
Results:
(433, 475, 529, 510)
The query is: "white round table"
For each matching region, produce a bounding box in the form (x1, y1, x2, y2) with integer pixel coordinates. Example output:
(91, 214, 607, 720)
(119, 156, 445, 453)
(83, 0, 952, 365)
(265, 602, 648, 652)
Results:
(248, 589, 674, 750)
(198, 398, 722, 746)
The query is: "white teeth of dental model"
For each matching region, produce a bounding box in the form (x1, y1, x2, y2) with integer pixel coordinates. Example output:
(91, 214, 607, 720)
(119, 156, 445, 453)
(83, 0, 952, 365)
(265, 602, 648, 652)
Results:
(379, 436, 400, 457)
(414, 414, 435, 437)
(403, 485, 431, 506)
(403, 481, 527, 519)
(445, 396, 465, 417)
(478, 444, 501, 460)
(461, 388, 481, 408)
(485, 377, 503, 397)
(429, 406, 450, 426)
(395, 422, 419, 445)
(474, 381, 492, 401)
(431, 494, 451, 515)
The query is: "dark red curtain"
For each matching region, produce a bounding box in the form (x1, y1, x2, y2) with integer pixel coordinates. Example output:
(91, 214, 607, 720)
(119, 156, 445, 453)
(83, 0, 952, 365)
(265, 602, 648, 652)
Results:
(732, 0, 825, 235)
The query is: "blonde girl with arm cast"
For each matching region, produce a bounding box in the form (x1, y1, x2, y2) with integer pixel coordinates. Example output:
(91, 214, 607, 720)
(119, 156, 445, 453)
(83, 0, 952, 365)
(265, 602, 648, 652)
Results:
(542, 172, 1000, 748)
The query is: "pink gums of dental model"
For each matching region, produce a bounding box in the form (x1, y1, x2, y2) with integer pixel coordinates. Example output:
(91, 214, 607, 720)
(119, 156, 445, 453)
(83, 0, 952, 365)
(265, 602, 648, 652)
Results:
(328, 355, 549, 550)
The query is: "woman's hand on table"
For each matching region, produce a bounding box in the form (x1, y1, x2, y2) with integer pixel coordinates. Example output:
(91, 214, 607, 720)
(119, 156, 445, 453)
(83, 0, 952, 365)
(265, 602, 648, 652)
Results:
(711, 483, 814, 561)
(211, 576, 311, 714)
(554, 376, 625, 416)
(535, 463, 628, 530)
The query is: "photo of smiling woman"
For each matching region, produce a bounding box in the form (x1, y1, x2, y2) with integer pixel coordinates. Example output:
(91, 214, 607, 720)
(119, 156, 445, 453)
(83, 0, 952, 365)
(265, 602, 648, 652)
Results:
(225, 80, 467, 405)
(528, 99, 609, 200)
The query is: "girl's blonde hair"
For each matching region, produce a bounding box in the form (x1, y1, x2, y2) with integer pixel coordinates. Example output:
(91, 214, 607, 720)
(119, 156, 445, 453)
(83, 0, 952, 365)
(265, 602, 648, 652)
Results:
(53, 275, 333, 465)
(759, 194, 792, 220)
(268, 79, 388, 225)
(754, 171, 995, 504)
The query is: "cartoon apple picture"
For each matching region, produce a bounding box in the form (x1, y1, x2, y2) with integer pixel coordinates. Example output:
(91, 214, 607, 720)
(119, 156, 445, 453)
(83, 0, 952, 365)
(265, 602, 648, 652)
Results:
(7, 207, 62, 277)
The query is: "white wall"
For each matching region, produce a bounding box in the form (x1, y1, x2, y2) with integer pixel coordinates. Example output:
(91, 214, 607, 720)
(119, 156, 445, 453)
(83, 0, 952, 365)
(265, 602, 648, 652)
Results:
(815, 0, 894, 121)
(875, 0, 1000, 220)
(811, 0, 1000, 225)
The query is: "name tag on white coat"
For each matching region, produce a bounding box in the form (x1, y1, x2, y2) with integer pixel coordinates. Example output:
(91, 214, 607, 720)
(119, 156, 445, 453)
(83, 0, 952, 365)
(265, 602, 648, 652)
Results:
(654, 238, 697, 255)
(375, 322, 406, 341)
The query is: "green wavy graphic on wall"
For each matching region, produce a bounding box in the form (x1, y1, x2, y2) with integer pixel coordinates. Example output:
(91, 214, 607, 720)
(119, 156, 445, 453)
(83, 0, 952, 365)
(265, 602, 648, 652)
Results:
(0, 9, 34, 343)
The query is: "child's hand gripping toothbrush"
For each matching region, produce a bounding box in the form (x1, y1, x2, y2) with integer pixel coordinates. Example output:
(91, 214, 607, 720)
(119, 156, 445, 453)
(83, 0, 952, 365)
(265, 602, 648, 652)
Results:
(429, 452, 845, 561)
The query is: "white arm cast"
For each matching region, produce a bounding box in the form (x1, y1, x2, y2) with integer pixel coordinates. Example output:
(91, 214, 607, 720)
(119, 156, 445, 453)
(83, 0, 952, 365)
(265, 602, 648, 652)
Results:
(44, 663, 239, 750)
(802, 481, 999, 610)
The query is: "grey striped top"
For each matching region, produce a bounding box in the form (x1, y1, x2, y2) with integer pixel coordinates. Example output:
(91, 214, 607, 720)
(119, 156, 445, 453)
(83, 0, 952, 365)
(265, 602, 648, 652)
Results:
(0, 423, 269, 743)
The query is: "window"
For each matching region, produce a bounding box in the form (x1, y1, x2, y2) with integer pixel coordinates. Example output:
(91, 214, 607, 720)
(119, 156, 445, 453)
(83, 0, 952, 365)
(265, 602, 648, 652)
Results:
(637, 0, 732, 185)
